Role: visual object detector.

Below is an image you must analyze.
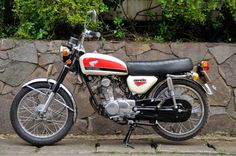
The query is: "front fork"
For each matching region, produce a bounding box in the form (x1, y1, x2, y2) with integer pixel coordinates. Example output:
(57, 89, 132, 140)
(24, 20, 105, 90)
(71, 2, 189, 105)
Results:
(40, 65, 70, 113)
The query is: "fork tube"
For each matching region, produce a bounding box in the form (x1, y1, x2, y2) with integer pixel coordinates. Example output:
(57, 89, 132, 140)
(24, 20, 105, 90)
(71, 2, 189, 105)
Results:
(52, 65, 70, 93)
(41, 65, 70, 113)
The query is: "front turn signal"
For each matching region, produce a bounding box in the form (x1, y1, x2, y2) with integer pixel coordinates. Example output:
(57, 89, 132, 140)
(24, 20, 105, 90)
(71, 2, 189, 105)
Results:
(201, 61, 209, 71)
(66, 59, 72, 65)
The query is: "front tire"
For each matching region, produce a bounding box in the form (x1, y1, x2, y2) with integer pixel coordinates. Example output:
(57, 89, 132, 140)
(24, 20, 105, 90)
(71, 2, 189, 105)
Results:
(152, 79, 209, 141)
(10, 82, 74, 146)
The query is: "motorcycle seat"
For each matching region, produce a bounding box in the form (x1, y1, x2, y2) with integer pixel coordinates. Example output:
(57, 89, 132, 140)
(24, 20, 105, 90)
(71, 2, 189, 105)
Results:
(126, 58, 193, 76)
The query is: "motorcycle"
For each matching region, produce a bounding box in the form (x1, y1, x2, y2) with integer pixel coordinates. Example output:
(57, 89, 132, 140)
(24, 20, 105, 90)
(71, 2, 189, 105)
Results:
(10, 10, 214, 148)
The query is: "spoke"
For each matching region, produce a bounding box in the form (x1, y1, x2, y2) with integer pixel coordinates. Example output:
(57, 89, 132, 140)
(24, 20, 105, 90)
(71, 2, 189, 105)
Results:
(189, 117, 200, 126)
(21, 103, 35, 114)
(180, 123, 189, 132)
(20, 113, 35, 125)
(192, 105, 201, 114)
(27, 121, 42, 133)
(47, 120, 64, 128)
(51, 121, 59, 132)
(178, 123, 183, 134)
(50, 109, 67, 119)
(19, 117, 34, 123)
(25, 97, 38, 105)
(176, 88, 188, 96)
(188, 118, 196, 128)
(43, 122, 54, 135)
(42, 122, 49, 135)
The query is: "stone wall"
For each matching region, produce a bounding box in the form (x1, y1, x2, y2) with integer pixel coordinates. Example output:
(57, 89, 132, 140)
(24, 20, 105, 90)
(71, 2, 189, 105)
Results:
(0, 39, 236, 135)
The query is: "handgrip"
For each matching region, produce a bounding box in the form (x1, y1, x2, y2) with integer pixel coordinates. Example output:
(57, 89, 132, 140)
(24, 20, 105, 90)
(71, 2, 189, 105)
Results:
(88, 31, 101, 38)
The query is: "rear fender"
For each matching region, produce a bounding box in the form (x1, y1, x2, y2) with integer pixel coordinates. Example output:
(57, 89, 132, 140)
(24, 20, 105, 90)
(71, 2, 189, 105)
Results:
(149, 78, 208, 98)
(22, 78, 77, 123)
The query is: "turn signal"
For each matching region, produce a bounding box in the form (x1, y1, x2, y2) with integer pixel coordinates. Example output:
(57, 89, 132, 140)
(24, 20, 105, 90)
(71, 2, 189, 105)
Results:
(201, 61, 209, 71)
(66, 59, 72, 65)
(61, 48, 69, 57)
(192, 72, 199, 81)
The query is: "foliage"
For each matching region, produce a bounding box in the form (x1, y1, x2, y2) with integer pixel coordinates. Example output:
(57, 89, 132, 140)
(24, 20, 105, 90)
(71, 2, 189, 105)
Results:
(0, 0, 16, 38)
(157, 0, 220, 23)
(113, 16, 125, 39)
(0, 0, 235, 42)
(0, 1, 4, 33)
(103, 0, 125, 10)
(152, 0, 236, 42)
(226, 0, 236, 21)
(13, 0, 107, 39)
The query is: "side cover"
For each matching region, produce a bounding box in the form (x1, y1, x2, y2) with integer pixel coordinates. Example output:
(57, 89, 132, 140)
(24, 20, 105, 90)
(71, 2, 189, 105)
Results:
(127, 76, 158, 94)
(80, 53, 128, 75)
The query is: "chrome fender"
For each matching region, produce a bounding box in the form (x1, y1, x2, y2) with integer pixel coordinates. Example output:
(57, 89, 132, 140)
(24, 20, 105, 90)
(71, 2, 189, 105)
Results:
(22, 78, 77, 123)
(149, 78, 212, 99)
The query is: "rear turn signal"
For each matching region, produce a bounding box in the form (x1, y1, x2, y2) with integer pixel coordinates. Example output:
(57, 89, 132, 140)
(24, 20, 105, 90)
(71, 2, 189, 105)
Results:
(192, 72, 199, 81)
(201, 61, 209, 71)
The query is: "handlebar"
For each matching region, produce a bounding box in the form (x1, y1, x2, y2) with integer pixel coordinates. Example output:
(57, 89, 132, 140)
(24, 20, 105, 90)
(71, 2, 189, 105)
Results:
(68, 29, 101, 49)
(88, 30, 101, 38)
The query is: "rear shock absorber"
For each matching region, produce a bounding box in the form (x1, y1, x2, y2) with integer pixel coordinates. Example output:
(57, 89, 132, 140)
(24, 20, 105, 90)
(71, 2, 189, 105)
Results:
(166, 74, 178, 109)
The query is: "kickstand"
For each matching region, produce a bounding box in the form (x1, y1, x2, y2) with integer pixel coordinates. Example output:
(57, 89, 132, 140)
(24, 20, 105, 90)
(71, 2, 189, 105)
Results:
(123, 123, 136, 149)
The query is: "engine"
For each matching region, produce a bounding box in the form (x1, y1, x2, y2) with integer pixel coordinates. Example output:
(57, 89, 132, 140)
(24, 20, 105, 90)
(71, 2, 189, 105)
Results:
(98, 77, 136, 121)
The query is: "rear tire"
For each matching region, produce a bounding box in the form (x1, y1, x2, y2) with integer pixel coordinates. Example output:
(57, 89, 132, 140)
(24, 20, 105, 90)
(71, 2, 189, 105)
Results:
(10, 82, 74, 146)
(152, 79, 209, 141)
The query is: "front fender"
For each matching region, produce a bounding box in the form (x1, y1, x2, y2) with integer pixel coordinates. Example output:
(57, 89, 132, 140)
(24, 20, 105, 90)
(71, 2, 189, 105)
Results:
(22, 78, 77, 123)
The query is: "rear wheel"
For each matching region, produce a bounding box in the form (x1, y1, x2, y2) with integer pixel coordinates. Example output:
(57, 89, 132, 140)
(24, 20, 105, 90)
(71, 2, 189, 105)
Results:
(10, 82, 74, 146)
(152, 79, 209, 141)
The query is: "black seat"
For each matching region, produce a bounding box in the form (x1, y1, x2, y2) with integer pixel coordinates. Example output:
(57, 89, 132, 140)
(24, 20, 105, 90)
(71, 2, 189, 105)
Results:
(126, 58, 193, 76)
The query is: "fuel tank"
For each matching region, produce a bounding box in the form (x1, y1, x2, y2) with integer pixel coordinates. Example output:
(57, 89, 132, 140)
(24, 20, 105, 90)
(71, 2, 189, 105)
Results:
(79, 53, 128, 75)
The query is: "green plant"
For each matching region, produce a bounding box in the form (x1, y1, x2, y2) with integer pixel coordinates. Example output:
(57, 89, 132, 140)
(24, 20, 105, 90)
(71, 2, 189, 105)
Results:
(113, 16, 125, 39)
(0, 25, 17, 38)
(13, 0, 107, 39)
(154, 35, 164, 42)
(226, 0, 236, 21)
(157, 0, 221, 23)
(0, 1, 4, 32)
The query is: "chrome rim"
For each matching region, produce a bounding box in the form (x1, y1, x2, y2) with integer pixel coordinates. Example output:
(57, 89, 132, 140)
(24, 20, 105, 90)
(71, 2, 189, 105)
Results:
(17, 88, 68, 138)
(155, 85, 204, 136)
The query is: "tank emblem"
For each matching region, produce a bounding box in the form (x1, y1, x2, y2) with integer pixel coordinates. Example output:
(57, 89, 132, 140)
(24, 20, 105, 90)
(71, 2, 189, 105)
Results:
(89, 60, 98, 67)
(134, 79, 146, 86)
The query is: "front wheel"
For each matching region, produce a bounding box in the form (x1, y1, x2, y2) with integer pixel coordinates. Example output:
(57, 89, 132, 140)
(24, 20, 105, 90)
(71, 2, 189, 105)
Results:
(152, 79, 209, 141)
(10, 82, 74, 146)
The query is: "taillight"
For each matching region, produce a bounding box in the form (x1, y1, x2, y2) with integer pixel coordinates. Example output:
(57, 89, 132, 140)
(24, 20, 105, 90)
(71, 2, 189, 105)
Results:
(201, 61, 210, 71)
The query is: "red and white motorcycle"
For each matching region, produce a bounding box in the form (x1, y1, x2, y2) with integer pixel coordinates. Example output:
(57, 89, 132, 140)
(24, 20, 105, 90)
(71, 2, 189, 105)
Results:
(10, 10, 214, 148)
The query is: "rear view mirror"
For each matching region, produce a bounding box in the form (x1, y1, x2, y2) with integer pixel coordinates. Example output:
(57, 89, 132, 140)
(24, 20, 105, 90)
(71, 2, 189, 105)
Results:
(87, 9, 97, 23)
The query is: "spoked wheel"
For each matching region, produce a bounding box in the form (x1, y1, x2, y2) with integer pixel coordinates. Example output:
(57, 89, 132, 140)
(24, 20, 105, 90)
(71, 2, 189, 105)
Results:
(152, 79, 209, 141)
(10, 82, 74, 146)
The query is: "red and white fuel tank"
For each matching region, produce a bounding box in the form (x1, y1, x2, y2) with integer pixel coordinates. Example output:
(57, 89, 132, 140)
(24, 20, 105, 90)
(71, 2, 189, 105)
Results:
(79, 53, 128, 75)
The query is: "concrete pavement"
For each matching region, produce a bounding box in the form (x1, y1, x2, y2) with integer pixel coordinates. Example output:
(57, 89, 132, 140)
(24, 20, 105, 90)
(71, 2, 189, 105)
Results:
(0, 134, 236, 155)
